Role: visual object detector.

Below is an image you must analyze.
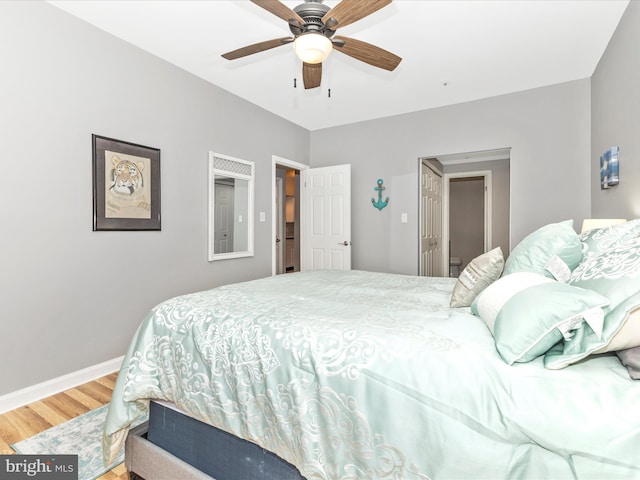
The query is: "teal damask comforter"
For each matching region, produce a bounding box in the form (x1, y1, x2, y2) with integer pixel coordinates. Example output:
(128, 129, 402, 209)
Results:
(103, 270, 640, 479)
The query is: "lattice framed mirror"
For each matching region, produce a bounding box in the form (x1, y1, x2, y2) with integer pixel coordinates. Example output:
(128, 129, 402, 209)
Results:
(208, 152, 255, 261)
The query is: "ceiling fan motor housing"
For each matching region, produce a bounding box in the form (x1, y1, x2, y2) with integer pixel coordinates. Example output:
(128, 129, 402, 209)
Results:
(292, 0, 334, 36)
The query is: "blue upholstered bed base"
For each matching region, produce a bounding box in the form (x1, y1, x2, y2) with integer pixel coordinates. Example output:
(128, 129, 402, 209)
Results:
(146, 401, 306, 480)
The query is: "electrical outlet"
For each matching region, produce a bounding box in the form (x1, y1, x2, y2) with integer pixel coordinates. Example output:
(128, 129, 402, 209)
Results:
(401, 213, 408, 223)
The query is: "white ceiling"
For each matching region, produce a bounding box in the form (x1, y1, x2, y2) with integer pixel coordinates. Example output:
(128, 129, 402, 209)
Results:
(48, 0, 629, 131)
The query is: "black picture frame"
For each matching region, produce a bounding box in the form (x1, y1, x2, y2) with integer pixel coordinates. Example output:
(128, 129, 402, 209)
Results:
(92, 134, 161, 231)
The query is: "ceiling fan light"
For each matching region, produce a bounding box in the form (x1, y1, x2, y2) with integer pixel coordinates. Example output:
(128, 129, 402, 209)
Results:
(293, 33, 332, 64)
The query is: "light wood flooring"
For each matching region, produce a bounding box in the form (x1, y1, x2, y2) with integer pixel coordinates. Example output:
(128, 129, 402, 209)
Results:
(0, 372, 129, 480)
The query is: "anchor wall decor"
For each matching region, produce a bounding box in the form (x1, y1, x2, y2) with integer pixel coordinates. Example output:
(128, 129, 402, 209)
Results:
(371, 178, 389, 211)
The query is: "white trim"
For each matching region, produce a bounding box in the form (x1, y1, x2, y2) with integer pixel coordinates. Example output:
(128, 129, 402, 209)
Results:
(0, 356, 124, 414)
(271, 155, 309, 276)
(443, 170, 493, 274)
(434, 147, 511, 166)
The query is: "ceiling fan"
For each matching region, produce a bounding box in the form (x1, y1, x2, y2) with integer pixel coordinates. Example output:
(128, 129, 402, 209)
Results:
(221, 0, 401, 89)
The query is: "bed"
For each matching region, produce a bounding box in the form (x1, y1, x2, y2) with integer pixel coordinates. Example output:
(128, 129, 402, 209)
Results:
(103, 219, 640, 480)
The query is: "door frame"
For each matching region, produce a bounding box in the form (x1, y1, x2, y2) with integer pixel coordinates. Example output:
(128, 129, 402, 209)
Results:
(272, 155, 308, 276)
(442, 170, 492, 275)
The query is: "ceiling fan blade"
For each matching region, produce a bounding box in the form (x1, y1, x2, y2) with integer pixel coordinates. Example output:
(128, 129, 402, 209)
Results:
(303, 62, 322, 89)
(322, 0, 392, 29)
(221, 37, 292, 60)
(251, 0, 305, 25)
(333, 35, 401, 71)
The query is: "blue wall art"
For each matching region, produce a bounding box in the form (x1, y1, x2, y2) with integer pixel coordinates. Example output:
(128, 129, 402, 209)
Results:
(600, 146, 619, 190)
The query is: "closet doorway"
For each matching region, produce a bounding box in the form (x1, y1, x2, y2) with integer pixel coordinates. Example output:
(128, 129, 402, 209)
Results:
(419, 148, 510, 277)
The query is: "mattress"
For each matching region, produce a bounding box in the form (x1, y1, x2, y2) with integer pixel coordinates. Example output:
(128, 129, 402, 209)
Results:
(125, 421, 213, 480)
(145, 401, 305, 480)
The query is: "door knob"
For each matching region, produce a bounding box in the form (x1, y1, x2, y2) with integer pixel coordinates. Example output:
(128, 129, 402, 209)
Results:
(338, 241, 351, 246)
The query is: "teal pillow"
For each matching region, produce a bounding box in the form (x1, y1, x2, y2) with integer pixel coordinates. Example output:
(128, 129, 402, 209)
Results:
(544, 237, 640, 369)
(502, 220, 582, 278)
(472, 272, 609, 365)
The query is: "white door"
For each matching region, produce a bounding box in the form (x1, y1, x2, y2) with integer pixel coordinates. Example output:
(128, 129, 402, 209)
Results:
(301, 164, 351, 270)
(214, 183, 234, 254)
(421, 164, 443, 276)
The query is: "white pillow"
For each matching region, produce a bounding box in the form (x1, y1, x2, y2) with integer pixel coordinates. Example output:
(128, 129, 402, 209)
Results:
(450, 247, 504, 308)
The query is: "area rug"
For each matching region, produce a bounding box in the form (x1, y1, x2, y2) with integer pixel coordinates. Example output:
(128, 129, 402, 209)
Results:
(11, 404, 147, 480)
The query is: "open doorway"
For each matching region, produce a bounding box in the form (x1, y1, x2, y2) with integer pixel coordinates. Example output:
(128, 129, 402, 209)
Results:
(272, 156, 308, 276)
(272, 157, 353, 274)
(276, 166, 300, 274)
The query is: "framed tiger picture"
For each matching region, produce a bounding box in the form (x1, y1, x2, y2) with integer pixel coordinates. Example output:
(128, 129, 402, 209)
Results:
(92, 134, 161, 231)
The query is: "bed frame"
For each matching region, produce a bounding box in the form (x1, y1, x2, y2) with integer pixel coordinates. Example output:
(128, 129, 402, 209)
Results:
(125, 402, 306, 480)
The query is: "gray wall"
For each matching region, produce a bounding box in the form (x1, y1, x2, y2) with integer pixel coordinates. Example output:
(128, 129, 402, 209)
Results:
(591, 1, 640, 218)
(310, 79, 591, 275)
(0, 1, 309, 395)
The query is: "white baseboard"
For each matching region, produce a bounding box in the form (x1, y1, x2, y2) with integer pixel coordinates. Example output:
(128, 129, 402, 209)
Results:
(0, 356, 124, 414)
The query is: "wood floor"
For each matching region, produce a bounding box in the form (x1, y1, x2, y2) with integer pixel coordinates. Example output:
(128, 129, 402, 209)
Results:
(0, 372, 129, 480)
